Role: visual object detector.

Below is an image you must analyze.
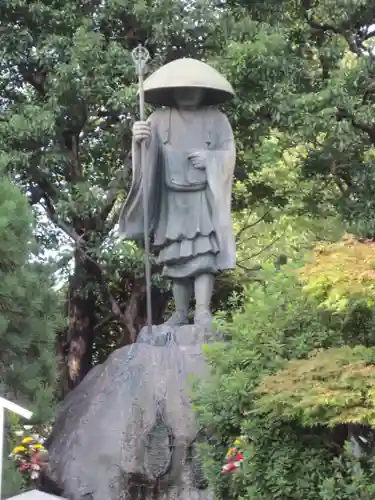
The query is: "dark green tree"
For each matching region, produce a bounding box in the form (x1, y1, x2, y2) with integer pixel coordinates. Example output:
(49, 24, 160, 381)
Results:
(213, 0, 375, 237)
(0, 0, 346, 398)
(0, 173, 59, 416)
(0, 0, 220, 393)
(0, 170, 61, 497)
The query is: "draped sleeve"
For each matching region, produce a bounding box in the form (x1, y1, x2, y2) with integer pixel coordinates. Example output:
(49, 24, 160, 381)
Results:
(204, 110, 236, 270)
(118, 112, 162, 240)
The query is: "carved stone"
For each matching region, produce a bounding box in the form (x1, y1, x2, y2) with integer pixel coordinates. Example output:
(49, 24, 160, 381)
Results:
(44, 325, 220, 500)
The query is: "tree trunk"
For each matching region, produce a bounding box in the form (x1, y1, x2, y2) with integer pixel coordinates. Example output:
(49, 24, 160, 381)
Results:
(61, 249, 97, 396)
(58, 248, 172, 395)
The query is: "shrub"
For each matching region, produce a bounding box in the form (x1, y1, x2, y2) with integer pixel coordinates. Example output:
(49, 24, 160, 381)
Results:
(193, 239, 375, 499)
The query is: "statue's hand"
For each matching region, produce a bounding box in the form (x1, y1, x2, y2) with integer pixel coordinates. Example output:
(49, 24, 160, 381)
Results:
(133, 121, 151, 144)
(187, 152, 206, 169)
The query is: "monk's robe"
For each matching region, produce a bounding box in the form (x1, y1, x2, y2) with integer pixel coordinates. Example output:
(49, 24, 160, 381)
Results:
(118, 107, 236, 279)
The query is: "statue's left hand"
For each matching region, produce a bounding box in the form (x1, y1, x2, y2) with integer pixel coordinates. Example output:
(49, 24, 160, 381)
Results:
(187, 152, 206, 169)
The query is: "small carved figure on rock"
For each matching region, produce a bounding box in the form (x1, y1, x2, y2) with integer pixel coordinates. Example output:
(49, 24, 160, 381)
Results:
(119, 58, 236, 328)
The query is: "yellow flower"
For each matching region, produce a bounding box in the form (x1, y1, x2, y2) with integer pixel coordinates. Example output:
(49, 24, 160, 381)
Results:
(21, 437, 34, 444)
(12, 445, 26, 454)
(234, 439, 242, 446)
(33, 444, 44, 450)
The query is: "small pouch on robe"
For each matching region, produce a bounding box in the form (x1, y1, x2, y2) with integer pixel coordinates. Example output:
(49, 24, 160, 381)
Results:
(162, 144, 207, 192)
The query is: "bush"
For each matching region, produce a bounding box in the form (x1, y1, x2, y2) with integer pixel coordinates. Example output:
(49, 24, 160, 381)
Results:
(193, 242, 375, 499)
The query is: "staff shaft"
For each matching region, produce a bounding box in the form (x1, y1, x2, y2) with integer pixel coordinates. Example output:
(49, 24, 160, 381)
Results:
(138, 72, 152, 335)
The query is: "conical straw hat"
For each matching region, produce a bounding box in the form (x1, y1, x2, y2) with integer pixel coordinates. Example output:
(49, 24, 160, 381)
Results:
(143, 58, 235, 107)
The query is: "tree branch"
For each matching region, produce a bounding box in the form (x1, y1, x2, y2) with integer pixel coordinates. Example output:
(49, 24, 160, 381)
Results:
(93, 313, 116, 333)
(98, 186, 119, 225)
(41, 193, 132, 337)
(104, 207, 121, 235)
(18, 64, 47, 96)
(42, 194, 84, 243)
(119, 280, 145, 345)
(302, 2, 365, 56)
(236, 210, 271, 241)
(363, 29, 375, 41)
(304, 14, 341, 35)
(336, 108, 375, 145)
(237, 234, 284, 266)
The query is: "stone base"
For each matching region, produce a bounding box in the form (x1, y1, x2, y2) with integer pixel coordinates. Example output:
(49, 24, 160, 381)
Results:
(45, 325, 218, 500)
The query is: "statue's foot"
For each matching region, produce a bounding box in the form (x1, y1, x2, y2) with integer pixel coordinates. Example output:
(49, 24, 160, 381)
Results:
(165, 311, 189, 327)
(194, 309, 213, 329)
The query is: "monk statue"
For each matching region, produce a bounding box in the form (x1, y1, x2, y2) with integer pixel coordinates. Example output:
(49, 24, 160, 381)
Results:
(119, 57, 236, 327)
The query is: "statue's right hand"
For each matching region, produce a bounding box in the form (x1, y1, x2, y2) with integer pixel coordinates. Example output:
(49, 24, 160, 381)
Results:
(133, 121, 151, 144)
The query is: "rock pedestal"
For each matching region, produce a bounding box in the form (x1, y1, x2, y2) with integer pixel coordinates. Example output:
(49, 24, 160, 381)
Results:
(45, 325, 218, 500)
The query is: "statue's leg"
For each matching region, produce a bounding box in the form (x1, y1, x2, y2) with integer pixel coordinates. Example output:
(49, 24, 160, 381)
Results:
(193, 273, 215, 327)
(165, 278, 192, 326)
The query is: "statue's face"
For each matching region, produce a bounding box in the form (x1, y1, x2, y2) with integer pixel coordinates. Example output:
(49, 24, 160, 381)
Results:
(173, 87, 204, 109)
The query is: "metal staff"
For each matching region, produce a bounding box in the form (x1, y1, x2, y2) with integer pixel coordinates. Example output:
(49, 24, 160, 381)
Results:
(131, 44, 152, 336)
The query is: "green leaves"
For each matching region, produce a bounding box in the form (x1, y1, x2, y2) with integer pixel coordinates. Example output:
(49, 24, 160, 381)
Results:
(0, 169, 61, 428)
(256, 346, 375, 427)
(194, 250, 375, 499)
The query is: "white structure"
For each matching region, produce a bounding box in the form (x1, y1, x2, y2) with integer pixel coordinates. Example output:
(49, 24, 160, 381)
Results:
(7, 491, 66, 500)
(0, 397, 33, 500)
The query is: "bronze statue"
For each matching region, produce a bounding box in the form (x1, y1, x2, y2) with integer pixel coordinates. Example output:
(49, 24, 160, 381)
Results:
(119, 57, 236, 327)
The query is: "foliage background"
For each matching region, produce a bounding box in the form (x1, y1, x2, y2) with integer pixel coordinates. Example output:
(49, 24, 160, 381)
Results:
(2, 0, 375, 497)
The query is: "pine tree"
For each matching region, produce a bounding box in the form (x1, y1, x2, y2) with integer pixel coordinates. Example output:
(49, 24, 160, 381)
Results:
(0, 171, 61, 496)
